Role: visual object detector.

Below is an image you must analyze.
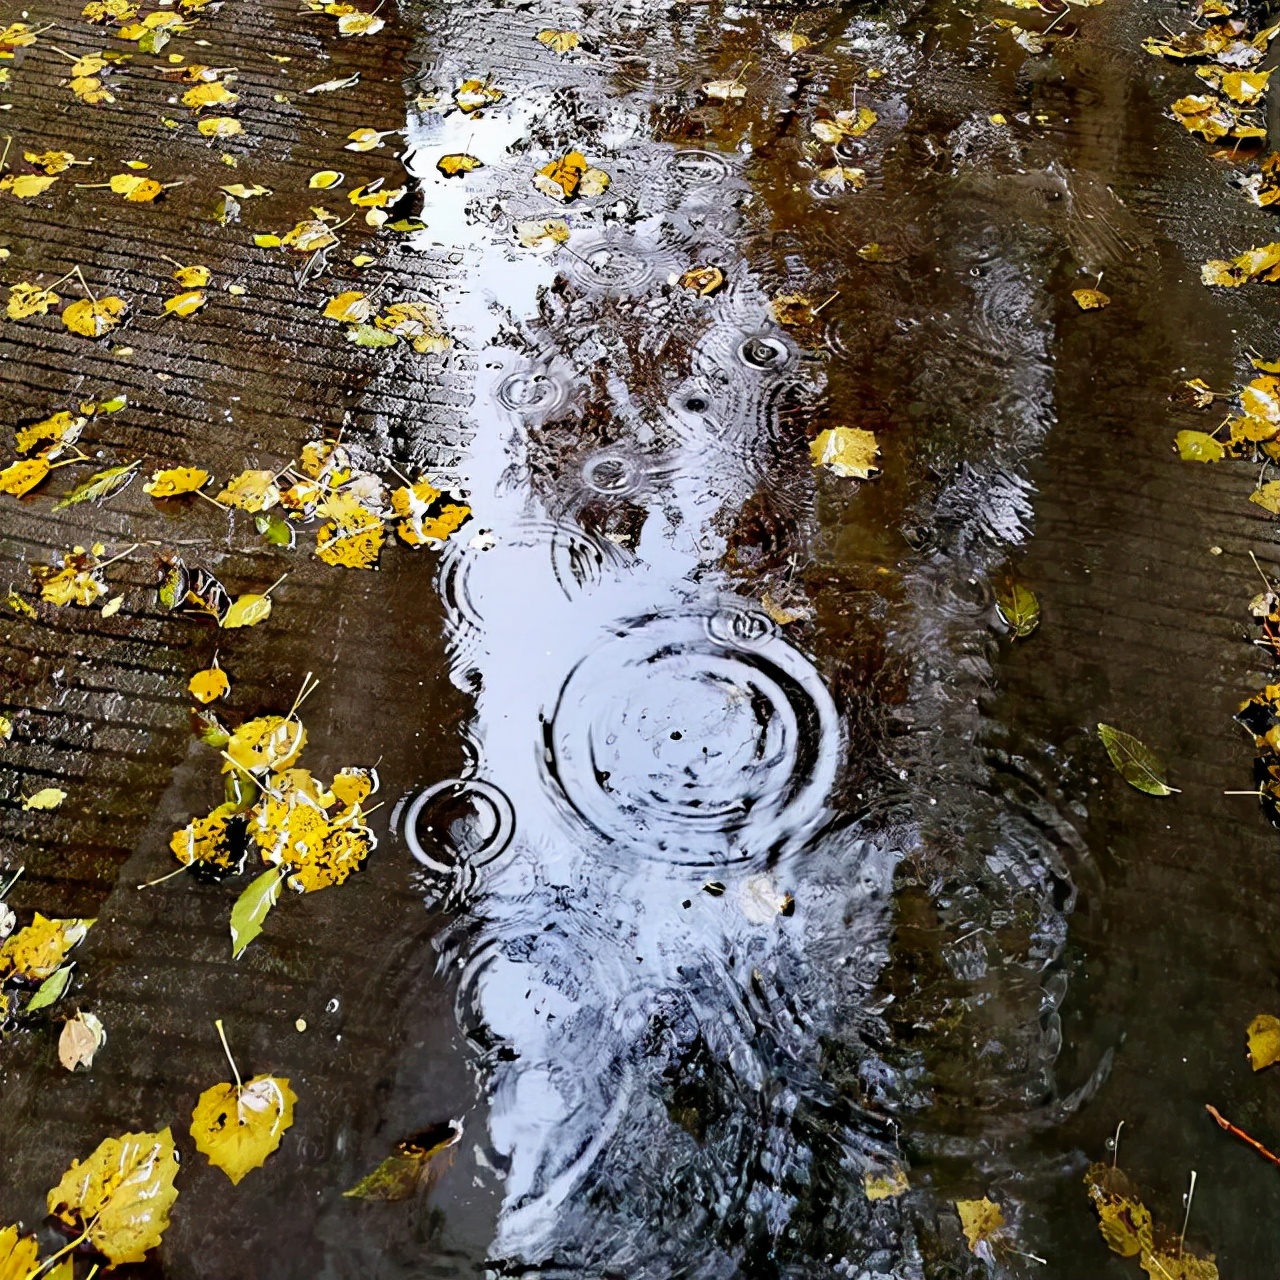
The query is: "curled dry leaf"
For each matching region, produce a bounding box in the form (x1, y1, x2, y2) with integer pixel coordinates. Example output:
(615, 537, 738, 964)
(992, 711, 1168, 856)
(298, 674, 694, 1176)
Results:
(191, 1073, 297, 1183)
(47, 1129, 179, 1266)
(59, 1009, 106, 1070)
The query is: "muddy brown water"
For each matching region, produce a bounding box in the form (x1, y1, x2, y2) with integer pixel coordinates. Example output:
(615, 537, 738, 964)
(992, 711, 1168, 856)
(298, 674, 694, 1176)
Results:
(2, 0, 1280, 1276)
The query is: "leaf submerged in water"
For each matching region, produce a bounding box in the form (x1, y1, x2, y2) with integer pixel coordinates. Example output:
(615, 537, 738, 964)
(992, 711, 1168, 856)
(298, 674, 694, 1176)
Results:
(1098, 723, 1178, 795)
(344, 1120, 462, 1200)
(995, 579, 1040, 638)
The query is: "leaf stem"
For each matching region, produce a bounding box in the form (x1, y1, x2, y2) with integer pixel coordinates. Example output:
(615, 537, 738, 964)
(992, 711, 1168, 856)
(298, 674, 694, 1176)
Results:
(215, 1017, 243, 1091)
(0, 865, 23, 899)
(136, 864, 189, 890)
(1178, 1169, 1196, 1257)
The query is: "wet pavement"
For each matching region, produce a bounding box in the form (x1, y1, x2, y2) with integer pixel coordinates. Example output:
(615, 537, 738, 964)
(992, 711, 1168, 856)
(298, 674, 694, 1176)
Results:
(2, 0, 1280, 1276)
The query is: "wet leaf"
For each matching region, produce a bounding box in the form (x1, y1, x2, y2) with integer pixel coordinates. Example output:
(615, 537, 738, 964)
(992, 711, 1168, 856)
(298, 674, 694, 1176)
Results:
(197, 116, 243, 138)
(956, 1198, 1004, 1253)
(1098, 723, 1177, 795)
(53, 461, 138, 510)
(863, 1166, 909, 1200)
(0, 457, 51, 496)
(678, 265, 725, 296)
(191, 1073, 297, 1183)
(348, 322, 397, 348)
(995, 580, 1040, 637)
(47, 1128, 179, 1265)
(220, 182, 270, 199)
(1183, 377, 1215, 407)
(375, 301, 450, 352)
(515, 217, 570, 249)
(1247, 1012, 1280, 1069)
(26, 964, 72, 1012)
(1140, 1251, 1219, 1280)
(0, 914, 92, 979)
(772, 292, 817, 325)
(1250, 481, 1280, 513)
(703, 76, 747, 101)
(817, 164, 866, 190)
(144, 465, 208, 497)
(1201, 242, 1280, 287)
(337, 11, 383, 35)
(107, 172, 164, 202)
(253, 233, 282, 247)
(1084, 1164, 1153, 1256)
(216, 468, 280, 511)
(25, 150, 81, 174)
(0, 1224, 39, 1279)
(811, 107, 877, 142)
(391, 479, 470, 546)
(772, 29, 812, 53)
(309, 169, 344, 189)
(183, 79, 238, 110)
(171, 804, 246, 871)
(533, 22, 581, 54)
(810, 426, 881, 479)
(1175, 429, 1225, 462)
(59, 1010, 106, 1069)
(307, 72, 360, 93)
(281, 218, 339, 252)
(222, 593, 272, 629)
(255, 512, 294, 546)
(5, 589, 36, 618)
(68, 75, 116, 105)
(22, 787, 67, 810)
(1073, 287, 1111, 309)
(533, 151, 609, 201)
(230, 867, 283, 957)
(8, 281, 61, 319)
(189, 662, 229, 703)
(437, 151, 482, 177)
(62, 295, 127, 337)
(226, 715, 307, 775)
(344, 1121, 463, 1200)
(164, 288, 207, 317)
(0, 173, 58, 198)
(323, 289, 371, 323)
(454, 77, 502, 112)
(316, 494, 385, 567)
(345, 126, 394, 151)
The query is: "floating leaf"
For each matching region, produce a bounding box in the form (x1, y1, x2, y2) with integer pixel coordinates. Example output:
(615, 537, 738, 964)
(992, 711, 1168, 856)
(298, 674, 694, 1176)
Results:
(1073, 287, 1111, 310)
(281, 218, 338, 252)
(189, 662, 229, 703)
(536, 28, 579, 54)
(25, 149, 80, 174)
(216, 468, 280, 511)
(182, 79, 238, 110)
(995, 580, 1040, 637)
(315, 494, 385, 568)
(26, 964, 72, 1012)
(811, 107, 877, 142)
(225, 715, 306, 775)
(22, 787, 68, 811)
(345, 126, 393, 151)
(437, 151, 482, 177)
(62, 295, 127, 338)
(533, 150, 609, 201)
(344, 1121, 462, 1200)
(230, 867, 283, 957)
(47, 1129, 179, 1265)
(1247, 1012, 1280, 1070)
(863, 1166, 909, 1200)
(222, 593, 272, 629)
(1202, 242, 1280, 288)
(810, 426, 881, 479)
(817, 164, 867, 191)
(1084, 1163, 1154, 1258)
(0, 914, 92, 979)
(144, 465, 208, 497)
(107, 172, 164, 202)
(191, 1073, 297, 1183)
(59, 1010, 106, 1070)
(772, 28, 812, 53)
(703, 76, 747, 101)
(515, 217, 570, 249)
(454, 77, 502, 112)
(956, 1198, 1004, 1254)
(1175, 430, 1225, 462)
(678, 265, 725, 296)
(53, 461, 138, 510)
(255, 512, 294, 546)
(1098, 723, 1177, 796)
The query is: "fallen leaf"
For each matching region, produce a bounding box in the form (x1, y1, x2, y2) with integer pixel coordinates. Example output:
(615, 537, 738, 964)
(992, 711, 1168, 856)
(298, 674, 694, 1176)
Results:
(59, 1010, 106, 1069)
(390, 479, 470, 545)
(8, 281, 61, 319)
(703, 76, 747, 101)
(955, 1198, 1004, 1254)
(1250, 481, 1280, 513)
(1183, 377, 1215, 407)
(307, 72, 360, 93)
(337, 11, 383, 35)
(772, 292, 816, 325)
(0, 1225, 39, 1278)
(230, 867, 284, 957)
(31, 545, 110, 606)
(225, 715, 307, 775)
(343, 1121, 463, 1200)
(62, 296, 127, 338)
(810, 426, 881, 478)
(995, 579, 1040, 637)
(281, 219, 338, 251)
(22, 787, 67, 811)
(375, 300, 449, 352)
(53, 461, 138, 510)
(1084, 1164, 1154, 1257)
(108, 172, 164, 201)
(308, 169, 344, 189)
(68, 75, 116, 105)
(26, 964, 73, 1012)
(863, 1166, 909, 1200)
(1073, 287, 1111, 309)
(817, 164, 867, 190)
(100, 594, 123, 618)
(0, 457, 52, 496)
(0, 173, 58, 199)
(182, 79, 238, 110)
(322, 289, 371, 323)
(216, 468, 280, 511)
(345, 126, 394, 151)
(811, 107, 877, 142)
(315, 494, 385, 567)
(47, 1129, 179, 1265)
(189, 662, 230, 703)
(170, 804, 247, 871)
(1202, 242, 1280, 287)
(515, 217, 570, 249)
(454, 77, 502, 112)
(222, 592, 272, 628)
(197, 116, 243, 138)
(1175, 429, 1225, 461)
(1247, 1012, 1280, 1069)
(678, 265, 725, 296)
(0, 914, 92, 980)
(25, 150, 80, 174)
(191, 1073, 297, 1183)
(1098, 723, 1177, 795)
(144, 465, 208, 497)
(165, 288, 207, 316)
(533, 150, 608, 201)
(772, 29, 812, 53)
(437, 152, 482, 177)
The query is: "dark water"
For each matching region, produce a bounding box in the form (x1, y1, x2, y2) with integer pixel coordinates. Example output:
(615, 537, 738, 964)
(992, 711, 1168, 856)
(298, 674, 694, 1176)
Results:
(3, 0, 1280, 1276)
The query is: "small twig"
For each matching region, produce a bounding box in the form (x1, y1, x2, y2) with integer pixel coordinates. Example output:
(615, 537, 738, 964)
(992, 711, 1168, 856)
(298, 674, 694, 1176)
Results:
(1206, 1103, 1280, 1168)
(214, 1017, 243, 1091)
(1111, 1118, 1125, 1169)
(0, 866, 23, 899)
(1178, 1169, 1197, 1257)
(1250, 550, 1275, 592)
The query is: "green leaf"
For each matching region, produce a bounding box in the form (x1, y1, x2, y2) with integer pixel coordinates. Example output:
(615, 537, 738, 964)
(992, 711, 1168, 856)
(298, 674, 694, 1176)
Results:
(158, 555, 188, 611)
(1097, 723, 1178, 796)
(221, 593, 271, 629)
(995, 580, 1040, 638)
(98, 394, 128, 414)
(254, 513, 295, 547)
(230, 868, 283, 958)
(347, 323, 397, 348)
(27, 964, 72, 1012)
(386, 218, 427, 233)
(137, 26, 169, 52)
(1175, 430, 1225, 463)
(53, 462, 139, 511)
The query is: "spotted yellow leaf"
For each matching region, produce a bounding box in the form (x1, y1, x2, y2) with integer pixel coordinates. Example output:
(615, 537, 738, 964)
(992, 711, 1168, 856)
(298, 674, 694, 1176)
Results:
(188, 662, 230, 703)
(0, 457, 51, 496)
(322, 290, 371, 323)
(8, 282, 61, 319)
(536, 28, 579, 53)
(144, 465, 208, 497)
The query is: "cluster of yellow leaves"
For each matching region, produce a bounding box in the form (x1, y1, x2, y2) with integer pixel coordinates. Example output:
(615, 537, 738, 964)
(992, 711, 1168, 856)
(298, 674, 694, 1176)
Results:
(1203, 240, 1280, 287)
(1175, 360, 1280, 463)
(29, 543, 109, 606)
(322, 290, 450, 354)
(1084, 1163, 1219, 1280)
(533, 150, 611, 202)
(1143, 14, 1279, 65)
(1170, 89, 1265, 142)
(303, 0, 385, 37)
(811, 106, 877, 143)
(0, 913, 93, 981)
(454, 76, 502, 112)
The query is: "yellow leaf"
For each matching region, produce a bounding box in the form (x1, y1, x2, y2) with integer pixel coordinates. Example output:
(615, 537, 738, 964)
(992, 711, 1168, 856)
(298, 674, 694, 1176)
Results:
(772, 292, 815, 325)
(818, 164, 867, 190)
(349, 182, 406, 207)
(810, 426, 881, 478)
(47, 1129, 179, 1265)
(331, 765, 377, 809)
(0, 21, 39, 45)
(281, 218, 338, 251)
(1175, 429, 1225, 462)
(1139, 1250, 1219, 1280)
(1248, 1012, 1280, 1069)
(190, 1074, 296, 1184)
(955, 1198, 1004, 1253)
(225, 715, 306, 775)
(534, 150, 591, 201)
(7, 281, 61, 319)
(1073, 287, 1110, 309)
(182, 79, 238, 109)
(316, 496, 385, 568)
(220, 182, 270, 198)
(222, 593, 272, 628)
(436, 150, 482, 177)
(374, 300, 449, 352)
(24, 149, 78, 174)
(188, 663, 229, 703)
(0, 457, 51, 496)
(106, 172, 163, 202)
(308, 169, 344, 189)
(165, 288, 207, 316)
(216, 468, 280, 511)
(536, 28, 580, 54)
(124, 159, 149, 169)
(170, 804, 243, 870)
(0, 173, 57, 198)
(678, 265, 726, 296)
(100, 594, 123, 617)
(811, 107, 877, 142)
(391, 479, 470, 545)
(323, 290, 371, 323)
(22, 787, 67, 811)
(772, 29, 812, 52)
(0, 914, 92, 980)
(515, 217, 570, 249)
(142, 465, 206, 497)
(82, 0, 137, 20)
(1084, 1163, 1154, 1258)
(863, 1166, 909, 1199)
(345, 126, 393, 150)
(62, 296, 127, 337)
(703, 77, 747, 101)
(1202, 242, 1280, 287)
(337, 11, 383, 34)
(197, 116, 243, 138)
(69, 75, 116, 105)
(454, 77, 502, 112)
(173, 264, 211, 287)
(0, 1224, 39, 1279)
(253, 233, 283, 247)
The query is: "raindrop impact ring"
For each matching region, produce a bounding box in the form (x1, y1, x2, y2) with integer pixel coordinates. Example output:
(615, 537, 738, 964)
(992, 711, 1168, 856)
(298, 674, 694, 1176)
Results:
(403, 777, 516, 874)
